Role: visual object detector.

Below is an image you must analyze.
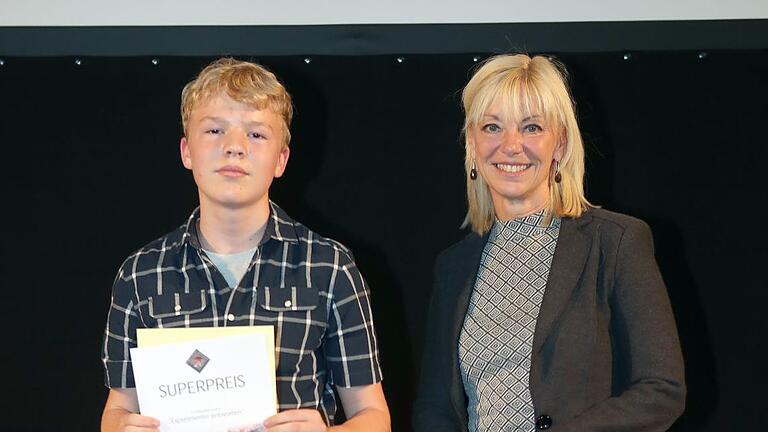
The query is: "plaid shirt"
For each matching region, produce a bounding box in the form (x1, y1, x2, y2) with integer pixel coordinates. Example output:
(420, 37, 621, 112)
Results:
(102, 202, 382, 424)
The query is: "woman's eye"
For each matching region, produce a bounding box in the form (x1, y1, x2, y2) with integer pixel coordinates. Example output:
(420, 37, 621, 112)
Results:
(522, 123, 543, 133)
(482, 123, 502, 133)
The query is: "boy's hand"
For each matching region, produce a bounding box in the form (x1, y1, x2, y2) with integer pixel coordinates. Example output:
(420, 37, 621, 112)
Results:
(105, 410, 160, 432)
(102, 388, 160, 432)
(263, 409, 328, 432)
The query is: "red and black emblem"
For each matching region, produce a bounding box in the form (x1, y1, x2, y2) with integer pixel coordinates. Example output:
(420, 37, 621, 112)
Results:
(186, 349, 210, 373)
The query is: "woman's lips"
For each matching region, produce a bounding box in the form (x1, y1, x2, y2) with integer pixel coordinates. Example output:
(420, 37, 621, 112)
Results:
(494, 163, 531, 175)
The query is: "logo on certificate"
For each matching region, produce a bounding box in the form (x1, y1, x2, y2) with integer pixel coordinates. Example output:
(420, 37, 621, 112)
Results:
(186, 349, 210, 372)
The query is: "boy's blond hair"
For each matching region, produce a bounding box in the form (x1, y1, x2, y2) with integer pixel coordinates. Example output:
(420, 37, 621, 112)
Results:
(181, 58, 293, 148)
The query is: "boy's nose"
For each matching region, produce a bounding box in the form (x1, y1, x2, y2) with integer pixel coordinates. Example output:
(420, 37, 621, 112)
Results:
(224, 136, 247, 157)
(225, 147, 245, 157)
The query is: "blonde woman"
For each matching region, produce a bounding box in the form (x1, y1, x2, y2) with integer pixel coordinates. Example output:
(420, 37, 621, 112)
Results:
(414, 54, 685, 431)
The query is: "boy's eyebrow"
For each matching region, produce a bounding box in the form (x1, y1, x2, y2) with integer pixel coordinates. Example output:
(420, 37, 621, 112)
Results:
(244, 121, 274, 131)
(199, 116, 229, 123)
(199, 116, 274, 130)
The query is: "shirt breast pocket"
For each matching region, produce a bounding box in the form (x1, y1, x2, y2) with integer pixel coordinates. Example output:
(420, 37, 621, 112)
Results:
(257, 285, 319, 313)
(257, 286, 326, 349)
(147, 290, 208, 326)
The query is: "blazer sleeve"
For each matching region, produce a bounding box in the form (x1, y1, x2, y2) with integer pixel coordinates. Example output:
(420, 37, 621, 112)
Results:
(413, 253, 464, 432)
(553, 219, 686, 431)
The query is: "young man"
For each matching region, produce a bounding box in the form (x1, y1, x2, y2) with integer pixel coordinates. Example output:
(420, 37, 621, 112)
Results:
(101, 58, 390, 432)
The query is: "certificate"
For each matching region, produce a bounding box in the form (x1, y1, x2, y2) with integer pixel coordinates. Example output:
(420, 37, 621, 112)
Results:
(130, 327, 277, 432)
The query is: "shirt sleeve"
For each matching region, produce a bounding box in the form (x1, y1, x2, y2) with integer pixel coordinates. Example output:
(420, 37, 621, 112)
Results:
(323, 249, 383, 388)
(101, 258, 141, 388)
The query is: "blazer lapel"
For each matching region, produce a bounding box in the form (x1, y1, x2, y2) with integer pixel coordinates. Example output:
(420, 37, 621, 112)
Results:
(447, 231, 488, 427)
(531, 213, 593, 354)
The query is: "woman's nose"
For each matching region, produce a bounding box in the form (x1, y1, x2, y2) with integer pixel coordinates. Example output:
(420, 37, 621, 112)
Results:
(500, 130, 523, 154)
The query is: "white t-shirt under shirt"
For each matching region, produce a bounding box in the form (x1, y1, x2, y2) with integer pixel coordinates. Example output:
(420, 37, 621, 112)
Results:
(203, 246, 258, 287)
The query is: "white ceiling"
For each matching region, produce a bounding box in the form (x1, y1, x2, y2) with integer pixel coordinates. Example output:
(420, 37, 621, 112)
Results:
(1, 0, 767, 26)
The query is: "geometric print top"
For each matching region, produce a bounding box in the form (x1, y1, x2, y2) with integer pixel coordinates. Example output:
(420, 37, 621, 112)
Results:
(459, 210, 561, 431)
(101, 201, 382, 425)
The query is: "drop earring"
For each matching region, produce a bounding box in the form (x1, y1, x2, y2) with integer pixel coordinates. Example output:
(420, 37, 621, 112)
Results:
(470, 159, 478, 180)
(553, 160, 562, 183)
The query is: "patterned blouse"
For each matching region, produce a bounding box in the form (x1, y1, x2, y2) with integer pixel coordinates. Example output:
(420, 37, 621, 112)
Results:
(459, 210, 561, 431)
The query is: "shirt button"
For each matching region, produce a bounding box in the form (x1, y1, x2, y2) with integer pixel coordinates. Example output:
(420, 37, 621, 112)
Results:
(284, 300, 292, 308)
(174, 305, 181, 312)
(536, 414, 553, 429)
(227, 314, 235, 322)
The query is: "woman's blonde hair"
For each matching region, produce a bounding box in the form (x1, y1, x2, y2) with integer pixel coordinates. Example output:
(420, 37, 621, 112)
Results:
(461, 54, 592, 233)
(181, 58, 293, 148)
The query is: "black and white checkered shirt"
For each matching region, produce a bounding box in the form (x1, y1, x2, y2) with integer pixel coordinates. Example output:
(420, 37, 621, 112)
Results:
(102, 201, 382, 424)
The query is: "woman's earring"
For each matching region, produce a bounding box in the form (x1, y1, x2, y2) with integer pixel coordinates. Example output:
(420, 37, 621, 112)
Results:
(470, 159, 478, 180)
(554, 160, 562, 183)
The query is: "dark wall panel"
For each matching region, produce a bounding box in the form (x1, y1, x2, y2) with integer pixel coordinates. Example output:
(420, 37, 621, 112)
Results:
(2, 20, 768, 56)
(1, 51, 766, 431)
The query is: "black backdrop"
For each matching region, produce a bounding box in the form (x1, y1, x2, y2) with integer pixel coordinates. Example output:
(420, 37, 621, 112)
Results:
(1, 50, 766, 431)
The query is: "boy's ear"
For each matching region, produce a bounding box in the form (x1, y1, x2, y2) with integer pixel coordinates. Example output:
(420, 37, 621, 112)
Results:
(274, 145, 290, 178)
(180, 137, 193, 170)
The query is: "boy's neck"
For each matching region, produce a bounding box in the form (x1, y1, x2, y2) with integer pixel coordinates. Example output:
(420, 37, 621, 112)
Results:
(197, 200, 270, 254)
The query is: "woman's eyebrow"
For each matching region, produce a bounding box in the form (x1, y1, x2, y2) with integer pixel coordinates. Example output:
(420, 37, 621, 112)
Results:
(481, 113, 502, 120)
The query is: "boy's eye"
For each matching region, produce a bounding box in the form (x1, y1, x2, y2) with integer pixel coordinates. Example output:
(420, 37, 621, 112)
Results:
(249, 132, 265, 139)
(481, 123, 502, 133)
(206, 128, 223, 135)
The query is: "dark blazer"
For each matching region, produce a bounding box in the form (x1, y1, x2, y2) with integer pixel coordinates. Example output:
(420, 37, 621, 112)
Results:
(414, 209, 685, 431)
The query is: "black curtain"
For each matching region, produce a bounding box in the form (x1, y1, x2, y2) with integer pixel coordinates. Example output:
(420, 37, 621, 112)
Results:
(2, 51, 766, 431)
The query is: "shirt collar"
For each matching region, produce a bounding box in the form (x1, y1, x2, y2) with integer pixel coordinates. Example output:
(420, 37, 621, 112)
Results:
(180, 200, 300, 249)
(264, 200, 300, 244)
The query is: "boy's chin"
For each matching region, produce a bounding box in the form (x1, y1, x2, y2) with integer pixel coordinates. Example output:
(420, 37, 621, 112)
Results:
(205, 195, 269, 210)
